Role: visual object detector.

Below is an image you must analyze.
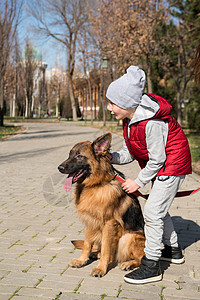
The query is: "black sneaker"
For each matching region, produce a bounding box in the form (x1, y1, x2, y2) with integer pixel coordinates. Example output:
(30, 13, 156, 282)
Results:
(124, 256, 162, 284)
(160, 244, 185, 264)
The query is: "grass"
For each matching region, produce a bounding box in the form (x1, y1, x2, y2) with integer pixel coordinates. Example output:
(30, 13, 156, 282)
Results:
(0, 125, 22, 139)
(186, 133, 200, 162)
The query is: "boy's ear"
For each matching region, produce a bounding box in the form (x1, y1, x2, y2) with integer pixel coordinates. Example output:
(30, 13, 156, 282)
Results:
(92, 133, 112, 156)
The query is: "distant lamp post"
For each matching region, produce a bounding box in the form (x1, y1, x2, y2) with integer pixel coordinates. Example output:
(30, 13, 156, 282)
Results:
(42, 62, 48, 69)
(57, 91, 60, 121)
(100, 56, 109, 126)
(41, 62, 48, 100)
(52, 87, 60, 121)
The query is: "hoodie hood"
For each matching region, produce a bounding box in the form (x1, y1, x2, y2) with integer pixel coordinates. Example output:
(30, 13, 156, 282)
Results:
(129, 93, 173, 125)
(129, 94, 160, 125)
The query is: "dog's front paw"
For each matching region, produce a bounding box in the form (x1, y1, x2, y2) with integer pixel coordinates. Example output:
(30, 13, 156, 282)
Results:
(90, 267, 106, 277)
(69, 259, 87, 268)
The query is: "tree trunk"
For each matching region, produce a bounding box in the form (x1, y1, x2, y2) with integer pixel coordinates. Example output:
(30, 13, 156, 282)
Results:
(100, 71, 106, 126)
(176, 90, 182, 125)
(56, 94, 59, 118)
(0, 108, 3, 126)
(94, 86, 97, 119)
(103, 89, 106, 126)
(84, 88, 87, 124)
(10, 100, 12, 117)
(67, 71, 77, 121)
(88, 79, 93, 125)
(12, 94, 16, 117)
(0, 77, 4, 126)
(25, 95, 28, 118)
(31, 95, 34, 115)
(28, 95, 32, 118)
(146, 55, 153, 93)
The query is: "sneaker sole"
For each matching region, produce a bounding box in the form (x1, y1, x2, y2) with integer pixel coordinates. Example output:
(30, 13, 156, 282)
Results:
(124, 274, 162, 284)
(160, 257, 185, 264)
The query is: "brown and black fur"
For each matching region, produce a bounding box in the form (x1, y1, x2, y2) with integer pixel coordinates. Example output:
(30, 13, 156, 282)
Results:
(58, 133, 145, 277)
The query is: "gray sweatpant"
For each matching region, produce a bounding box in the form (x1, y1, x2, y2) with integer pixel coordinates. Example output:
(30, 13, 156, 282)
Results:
(143, 175, 185, 261)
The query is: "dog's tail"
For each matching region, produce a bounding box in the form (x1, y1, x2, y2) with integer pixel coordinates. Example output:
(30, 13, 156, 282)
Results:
(71, 240, 99, 252)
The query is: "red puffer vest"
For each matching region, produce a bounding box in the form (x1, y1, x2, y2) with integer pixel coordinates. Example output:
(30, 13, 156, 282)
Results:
(123, 93, 192, 176)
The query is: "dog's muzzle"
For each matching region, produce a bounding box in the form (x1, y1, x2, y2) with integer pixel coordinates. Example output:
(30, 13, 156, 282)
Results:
(58, 165, 66, 173)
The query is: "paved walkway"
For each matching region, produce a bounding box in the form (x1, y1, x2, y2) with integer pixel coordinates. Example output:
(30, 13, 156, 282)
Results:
(0, 121, 200, 300)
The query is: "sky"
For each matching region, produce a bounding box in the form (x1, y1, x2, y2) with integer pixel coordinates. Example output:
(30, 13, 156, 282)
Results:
(17, 2, 67, 70)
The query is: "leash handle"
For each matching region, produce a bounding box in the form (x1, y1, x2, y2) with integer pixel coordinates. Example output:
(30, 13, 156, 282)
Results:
(114, 173, 200, 199)
(114, 174, 148, 199)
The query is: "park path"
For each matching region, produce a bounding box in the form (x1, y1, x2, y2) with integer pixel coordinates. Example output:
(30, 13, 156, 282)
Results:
(0, 121, 200, 300)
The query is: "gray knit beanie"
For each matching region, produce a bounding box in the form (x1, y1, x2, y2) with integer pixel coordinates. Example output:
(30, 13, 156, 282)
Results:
(106, 66, 146, 109)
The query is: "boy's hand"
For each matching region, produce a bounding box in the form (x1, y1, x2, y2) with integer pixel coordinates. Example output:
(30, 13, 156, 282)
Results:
(121, 178, 140, 194)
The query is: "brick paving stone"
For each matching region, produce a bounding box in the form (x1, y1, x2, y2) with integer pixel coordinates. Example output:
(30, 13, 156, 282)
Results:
(0, 285, 22, 300)
(77, 277, 120, 297)
(161, 282, 200, 299)
(60, 292, 101, 300)
(119, 282, 163, 299)
(11, 297, 50, 300)
(15, 287, 62, 298)
(0, 272, 42, 288)
(37, 278, 81, 293)
(0, 121, 200, 300)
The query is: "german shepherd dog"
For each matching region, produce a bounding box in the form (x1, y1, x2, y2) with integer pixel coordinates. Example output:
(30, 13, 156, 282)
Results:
(58, 133, 145, 277)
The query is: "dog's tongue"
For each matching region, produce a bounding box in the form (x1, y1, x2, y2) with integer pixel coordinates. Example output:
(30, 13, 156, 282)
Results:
(64, 174, 73, 191)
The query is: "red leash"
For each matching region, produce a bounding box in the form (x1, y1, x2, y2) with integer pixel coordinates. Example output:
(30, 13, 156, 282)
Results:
(114, 174, 200, 199)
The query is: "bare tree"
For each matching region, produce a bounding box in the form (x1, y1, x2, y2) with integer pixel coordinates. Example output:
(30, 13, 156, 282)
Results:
(13, 34, 21, 117)
(0, 0, 23, 126)
(78, 31, 97, 124)
(29, 0, 92, 121)
(132, 0, 168, 93)
(4, 62, 16, 116)
(193, 43, 200, 85)
(156, 20, 196, 125)
(90, 0, 168, 92)
(22, 40, 39, 118)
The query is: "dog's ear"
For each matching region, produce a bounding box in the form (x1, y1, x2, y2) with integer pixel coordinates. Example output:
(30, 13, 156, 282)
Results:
(92, 133, 112, 155)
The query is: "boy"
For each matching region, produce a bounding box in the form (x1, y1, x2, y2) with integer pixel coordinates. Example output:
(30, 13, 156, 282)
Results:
(106, 66, 192, 284)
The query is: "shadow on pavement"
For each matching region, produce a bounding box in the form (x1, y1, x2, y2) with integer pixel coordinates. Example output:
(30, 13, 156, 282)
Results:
(0, 144, 68, 162)
(172, 216, 200, 249)
(3, 130, 95, 141)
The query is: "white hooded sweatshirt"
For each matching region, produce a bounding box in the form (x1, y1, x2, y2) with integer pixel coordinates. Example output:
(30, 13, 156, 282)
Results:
(111, 94, 169, 188)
